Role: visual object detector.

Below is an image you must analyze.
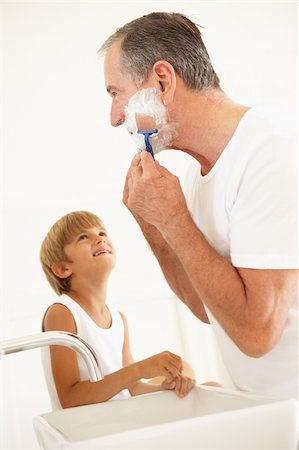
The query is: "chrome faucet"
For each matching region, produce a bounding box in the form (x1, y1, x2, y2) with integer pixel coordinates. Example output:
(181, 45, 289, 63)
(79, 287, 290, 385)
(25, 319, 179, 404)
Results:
(0, 331, 102, 381)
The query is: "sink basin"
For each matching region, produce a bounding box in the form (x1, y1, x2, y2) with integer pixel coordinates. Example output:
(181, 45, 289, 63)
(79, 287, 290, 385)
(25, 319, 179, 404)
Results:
(33, 386, 298, 450)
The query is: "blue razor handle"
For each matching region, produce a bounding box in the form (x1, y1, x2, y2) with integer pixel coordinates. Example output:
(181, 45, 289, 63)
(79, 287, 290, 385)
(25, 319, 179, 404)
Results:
(137, 129, 158, 159)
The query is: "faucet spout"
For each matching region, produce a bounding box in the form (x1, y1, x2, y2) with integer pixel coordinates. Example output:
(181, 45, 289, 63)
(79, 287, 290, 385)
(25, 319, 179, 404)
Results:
(0, 331, 102, 381)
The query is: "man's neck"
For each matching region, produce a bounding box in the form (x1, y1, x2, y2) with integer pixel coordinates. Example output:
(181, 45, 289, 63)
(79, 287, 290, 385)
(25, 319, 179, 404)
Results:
(171, 87, 250, 175)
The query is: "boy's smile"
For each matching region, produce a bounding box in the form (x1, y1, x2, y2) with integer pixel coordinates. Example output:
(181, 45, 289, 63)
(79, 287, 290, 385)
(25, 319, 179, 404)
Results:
(93, 247, 112, 257)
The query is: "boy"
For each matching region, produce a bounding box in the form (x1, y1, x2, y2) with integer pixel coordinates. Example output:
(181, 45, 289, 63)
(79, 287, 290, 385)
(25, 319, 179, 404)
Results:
(40, 210, 195, 410)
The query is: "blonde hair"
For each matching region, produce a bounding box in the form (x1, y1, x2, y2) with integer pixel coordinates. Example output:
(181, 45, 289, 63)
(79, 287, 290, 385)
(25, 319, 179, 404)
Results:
(40, 211, 105, 295)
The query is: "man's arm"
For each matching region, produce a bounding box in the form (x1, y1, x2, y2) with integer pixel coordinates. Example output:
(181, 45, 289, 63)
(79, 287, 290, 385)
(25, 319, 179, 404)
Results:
(123, 153, 209, 323)
(124, 151, 298, 358)
(133, 214, 209, 323)
(163, 210, 297, 357)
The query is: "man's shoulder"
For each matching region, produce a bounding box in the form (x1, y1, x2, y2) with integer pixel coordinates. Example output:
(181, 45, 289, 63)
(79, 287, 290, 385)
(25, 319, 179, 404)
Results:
(243, 106, 296, 141)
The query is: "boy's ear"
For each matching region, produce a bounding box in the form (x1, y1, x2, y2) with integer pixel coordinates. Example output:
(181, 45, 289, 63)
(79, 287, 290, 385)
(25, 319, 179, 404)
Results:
(152, 60, 176, 104)
(51, 262, 72, 279)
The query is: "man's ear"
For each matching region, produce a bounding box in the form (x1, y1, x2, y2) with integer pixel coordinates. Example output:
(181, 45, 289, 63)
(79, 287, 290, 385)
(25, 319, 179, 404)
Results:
(152, 60, 176, 104)
(51, 262, 72, 279)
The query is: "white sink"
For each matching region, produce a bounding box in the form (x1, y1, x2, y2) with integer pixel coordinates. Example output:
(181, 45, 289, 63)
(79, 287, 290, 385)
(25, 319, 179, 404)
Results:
(33, 386, 298, 450)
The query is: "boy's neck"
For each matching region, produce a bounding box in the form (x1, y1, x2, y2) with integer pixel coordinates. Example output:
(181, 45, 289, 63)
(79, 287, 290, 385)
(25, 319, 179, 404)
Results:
(67, 286, 107, 306)
(66, 287, 112, 329)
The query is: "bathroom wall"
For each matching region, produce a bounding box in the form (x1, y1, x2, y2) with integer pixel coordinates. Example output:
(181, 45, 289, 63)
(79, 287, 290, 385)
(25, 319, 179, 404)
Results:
(0, 1, 296, 449)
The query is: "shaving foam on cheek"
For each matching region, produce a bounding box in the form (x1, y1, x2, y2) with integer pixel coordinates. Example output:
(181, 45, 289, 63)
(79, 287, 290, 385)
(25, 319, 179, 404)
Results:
(124, 87, 176, 155)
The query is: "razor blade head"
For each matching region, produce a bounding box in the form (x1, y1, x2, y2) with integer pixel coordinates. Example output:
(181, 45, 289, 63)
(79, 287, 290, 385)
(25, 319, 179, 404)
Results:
(137, 129, 158, 137)
(137, 129, 158, 158)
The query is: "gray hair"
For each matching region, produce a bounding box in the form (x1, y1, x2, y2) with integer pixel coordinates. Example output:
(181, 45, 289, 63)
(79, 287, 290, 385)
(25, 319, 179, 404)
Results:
(99, 12, 220, 91)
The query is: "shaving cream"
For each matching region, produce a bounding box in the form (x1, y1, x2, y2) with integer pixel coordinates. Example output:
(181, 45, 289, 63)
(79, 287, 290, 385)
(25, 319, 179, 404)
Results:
(124, 87, 176, 154)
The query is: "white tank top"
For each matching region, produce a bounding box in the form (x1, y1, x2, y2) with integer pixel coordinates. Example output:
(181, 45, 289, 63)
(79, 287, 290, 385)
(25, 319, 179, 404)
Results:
(41, 294, 130, 410)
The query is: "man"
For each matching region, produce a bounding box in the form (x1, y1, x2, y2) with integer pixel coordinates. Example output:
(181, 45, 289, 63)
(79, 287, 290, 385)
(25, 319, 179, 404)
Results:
(100, 12, 298, 399)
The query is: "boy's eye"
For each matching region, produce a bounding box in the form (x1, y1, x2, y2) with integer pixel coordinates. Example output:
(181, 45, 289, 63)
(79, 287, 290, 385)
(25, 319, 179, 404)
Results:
(78, 234, 88, 241)
(99, 231, 107, 237)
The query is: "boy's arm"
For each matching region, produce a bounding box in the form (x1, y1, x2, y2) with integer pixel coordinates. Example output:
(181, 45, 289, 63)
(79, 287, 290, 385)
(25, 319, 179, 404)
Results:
(120, 312, 195, 397)
(120, 311, 164, 396)
(43, 304, 182, 408)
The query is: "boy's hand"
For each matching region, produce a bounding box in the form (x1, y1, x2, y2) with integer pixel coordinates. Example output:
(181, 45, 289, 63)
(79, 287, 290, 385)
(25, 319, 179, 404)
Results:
(138, 351, 182, 382)
(174, 374, 196, 397)
(162, 375, 196, 397)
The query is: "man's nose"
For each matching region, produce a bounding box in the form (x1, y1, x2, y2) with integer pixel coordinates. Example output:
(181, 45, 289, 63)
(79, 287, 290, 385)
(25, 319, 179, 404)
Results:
(110, 106, 125, 127)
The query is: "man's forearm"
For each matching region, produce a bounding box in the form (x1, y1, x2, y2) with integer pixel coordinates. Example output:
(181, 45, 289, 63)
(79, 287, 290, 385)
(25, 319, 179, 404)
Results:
(134, 214, 209, 323)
